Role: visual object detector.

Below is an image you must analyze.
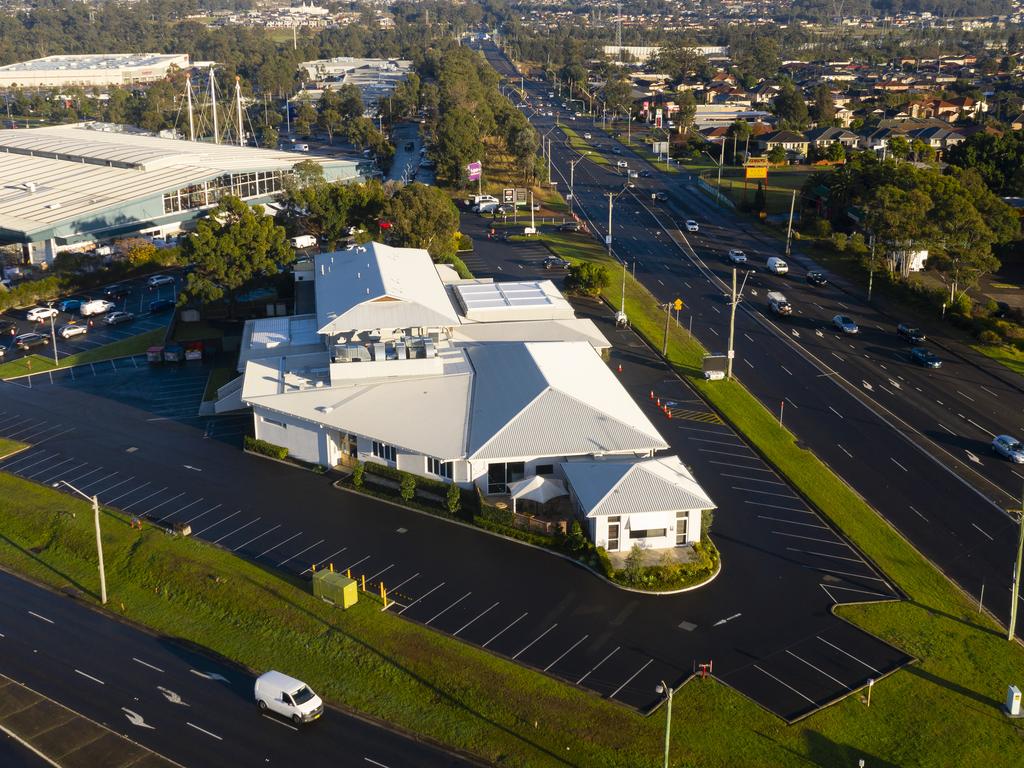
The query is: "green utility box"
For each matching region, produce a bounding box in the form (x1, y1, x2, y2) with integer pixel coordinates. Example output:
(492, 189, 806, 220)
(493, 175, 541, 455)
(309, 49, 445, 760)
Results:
(312, 570, 358, 609)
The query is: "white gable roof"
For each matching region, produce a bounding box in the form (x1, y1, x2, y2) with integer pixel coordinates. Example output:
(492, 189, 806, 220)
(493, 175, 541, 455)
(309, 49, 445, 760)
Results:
(315, 242, 461, 335)
(562, 456, 716, 518)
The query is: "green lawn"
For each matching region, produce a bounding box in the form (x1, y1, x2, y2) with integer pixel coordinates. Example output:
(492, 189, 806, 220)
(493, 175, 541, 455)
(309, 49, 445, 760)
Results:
(972, 343, 1024, 376)
(0, 438, 26, 459)
(703, 166, 830, 215)
(0, 328, 166, 379)
(203, 365, 238, 401)
(559, 125, 609, 166)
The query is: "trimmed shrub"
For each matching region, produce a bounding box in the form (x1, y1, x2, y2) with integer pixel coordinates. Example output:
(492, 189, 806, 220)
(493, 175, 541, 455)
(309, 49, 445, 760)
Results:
(595, 547, 614, 578)
(446, 482, 461, 516)
(831, 232, 848, 252)
(352, 461, 365, 488)
(978, 329, 1001, 344)
(400, 473, 416, 502)
(244, 436, 289, 461)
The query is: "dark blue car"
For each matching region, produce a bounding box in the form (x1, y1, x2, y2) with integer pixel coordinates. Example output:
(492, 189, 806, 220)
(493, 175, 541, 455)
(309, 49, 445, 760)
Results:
(148, 298, 176, 314)
(56, 297, 84, 313)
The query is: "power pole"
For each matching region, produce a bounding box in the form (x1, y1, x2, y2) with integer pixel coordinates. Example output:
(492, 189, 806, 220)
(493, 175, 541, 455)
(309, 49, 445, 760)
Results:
(784, 189, 797, 256)
(868, 234, 876, 302)
(607, 192, 614, 259)
(1010, 485, 1024, 642)
(716, 139, 725, 205)
(727, 268, 738, 380)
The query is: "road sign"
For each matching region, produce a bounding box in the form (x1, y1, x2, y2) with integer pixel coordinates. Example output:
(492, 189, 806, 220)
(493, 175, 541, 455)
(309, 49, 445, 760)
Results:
(652, 141, 669, 155)
(745, 166, 768, 179)
(467, 161, 482, 181)
(655, 108, 663, 129)
(503, 188, 515, 203)
(604, 235, 612, 245)
(515, 187, 528, 204)
(673, 298, 683, 311)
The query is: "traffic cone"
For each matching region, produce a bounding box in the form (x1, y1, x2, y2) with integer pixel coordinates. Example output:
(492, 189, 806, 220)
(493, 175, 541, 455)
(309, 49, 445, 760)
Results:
(656, 397, 661, 407)
(667, 409, 672, 420)
(617, 363, 623, 373)
(649, 390, 654, 400)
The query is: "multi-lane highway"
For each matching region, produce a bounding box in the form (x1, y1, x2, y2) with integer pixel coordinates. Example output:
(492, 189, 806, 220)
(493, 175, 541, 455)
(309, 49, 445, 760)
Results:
(478, 41, 1024, 638)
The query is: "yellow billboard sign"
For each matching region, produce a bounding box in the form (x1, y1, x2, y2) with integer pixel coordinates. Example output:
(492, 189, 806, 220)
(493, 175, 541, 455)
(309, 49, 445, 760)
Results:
(745, 166, 768, 180)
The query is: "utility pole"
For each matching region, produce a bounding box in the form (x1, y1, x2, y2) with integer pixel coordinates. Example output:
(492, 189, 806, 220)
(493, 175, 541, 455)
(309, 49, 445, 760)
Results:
(607, 191, 614, 259)
(784, 189, 797, 257)
(868, 234, 876, 301)
(716, 139, 725, 205)
(1009, 484, 1024, 642)
(235, 76, 244, 147)
(186, 78, 195, 142)
(727, 268, 738, 380)
(47, 309, 58, 366)
(547, 137, 552, 184)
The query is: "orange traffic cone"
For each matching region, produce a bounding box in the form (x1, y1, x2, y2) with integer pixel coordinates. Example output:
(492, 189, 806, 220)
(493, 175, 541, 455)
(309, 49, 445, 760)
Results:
(617, 363, 623, 374)
(649, 390, 654, 400)
(656, 397, 661, 407)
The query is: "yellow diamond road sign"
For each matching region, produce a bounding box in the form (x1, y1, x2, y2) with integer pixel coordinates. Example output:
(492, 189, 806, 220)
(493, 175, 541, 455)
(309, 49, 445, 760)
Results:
(673, 298, 683, 311)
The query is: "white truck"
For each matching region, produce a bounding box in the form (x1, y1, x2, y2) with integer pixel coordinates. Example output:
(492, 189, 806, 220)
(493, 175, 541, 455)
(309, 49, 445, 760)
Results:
(767, 291, 792, 317)
(290, 235, 317, 249)
(254, 671, 324, 725)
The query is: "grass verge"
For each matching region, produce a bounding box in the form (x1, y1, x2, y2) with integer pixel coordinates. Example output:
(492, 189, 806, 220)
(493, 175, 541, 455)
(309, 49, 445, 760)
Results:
(559, 125, 609, 166)
(0, 438, 26, 458)
(203, 365, 238, 401)
(0, 328, 166, 379)
(971, 343, 1024, 376)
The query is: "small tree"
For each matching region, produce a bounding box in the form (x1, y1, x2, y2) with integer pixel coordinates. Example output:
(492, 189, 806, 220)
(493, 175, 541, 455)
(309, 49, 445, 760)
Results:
(352, 461, 364, 489)
(446, 481, 461, 516)
(400, 473, 416, 502)
(623, 544, 645, 585)
(767, 145, 787, 164)
(565, 262, 610, 296)
(826, 141, 846, 163)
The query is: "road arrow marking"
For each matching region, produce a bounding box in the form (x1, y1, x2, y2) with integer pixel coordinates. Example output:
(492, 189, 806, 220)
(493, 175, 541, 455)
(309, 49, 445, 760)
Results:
(157, 686, 189, 706)
(966, 451, 982, 465)
(712, 612, 742, 627)
(189, 669, 229, 683)
(791, 329, 800, 338)
(862, 381, 873, 391)
(122, 708, 155, 729)
(815, 329, 824, 337)
(888, 379, 901, 389)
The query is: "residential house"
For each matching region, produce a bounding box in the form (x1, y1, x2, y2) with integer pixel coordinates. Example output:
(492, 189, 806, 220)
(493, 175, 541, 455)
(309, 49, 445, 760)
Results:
(755, 129, 809, 156)
(804, 126, 859, 150)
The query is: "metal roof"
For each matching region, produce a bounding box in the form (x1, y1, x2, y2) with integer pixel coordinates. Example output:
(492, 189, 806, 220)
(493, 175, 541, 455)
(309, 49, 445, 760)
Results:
(315, 243, 461, 335)
(0, 53, 187, 73)
(453, 280, 575, 322)
(561, 457, 716, 518)
(451, 318, 610, 351)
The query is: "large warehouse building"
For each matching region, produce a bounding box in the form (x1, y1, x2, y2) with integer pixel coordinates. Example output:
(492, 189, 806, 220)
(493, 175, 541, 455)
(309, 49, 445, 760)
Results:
(0, 53, 191, 89)
(0, 123, 363, 264)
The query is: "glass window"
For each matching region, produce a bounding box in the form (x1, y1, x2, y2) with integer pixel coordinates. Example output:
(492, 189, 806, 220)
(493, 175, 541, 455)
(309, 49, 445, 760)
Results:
(427, 457, 452, 479)
(630, 529, 667, 539)
(372, 441, 396, 462)
(676, 512, 688, 546)
(261, 415, 286, 429)
(607, 518, 620, 552)
(535, 464, 554, 475)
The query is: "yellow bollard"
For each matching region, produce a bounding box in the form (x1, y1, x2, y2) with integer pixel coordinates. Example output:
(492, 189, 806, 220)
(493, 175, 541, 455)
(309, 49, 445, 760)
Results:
(379, 583, 387, 608)
(311, 563, 316, 573)
(346, 568, 351, 578)
(329, 563, 333, 573)
(361, 574, 366, 592)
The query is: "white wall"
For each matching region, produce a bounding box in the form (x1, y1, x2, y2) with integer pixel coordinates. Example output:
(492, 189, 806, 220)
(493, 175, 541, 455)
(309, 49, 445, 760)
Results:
(253, 408, 331, 465)
(590, 509, 702, 551)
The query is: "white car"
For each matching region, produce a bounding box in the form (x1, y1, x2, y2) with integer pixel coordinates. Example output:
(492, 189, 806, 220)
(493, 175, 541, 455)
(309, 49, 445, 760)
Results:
(685, 220, 699, 233)
(58, 323, 87, 339)
(26, 306, 58, 322)
(147, 274, 175, 287)
(616, 160, 628, 168)
(727, 249, 747, 264)
(80, 299, 115, 317)
(584, 132, 592, 139)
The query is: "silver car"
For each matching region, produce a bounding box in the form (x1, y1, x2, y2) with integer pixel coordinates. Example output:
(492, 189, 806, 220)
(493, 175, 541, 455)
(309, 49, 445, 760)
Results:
(993, 435, 1024, 463)
(832, 315, 859, 334)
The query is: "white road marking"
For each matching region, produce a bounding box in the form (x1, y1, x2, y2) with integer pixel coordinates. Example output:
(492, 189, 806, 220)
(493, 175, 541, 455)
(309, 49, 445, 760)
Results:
(366, 564, 395, 582)
(956, 390, 975, 403)
(752, 664, 816, 705)
(786, 547, 865, 564)
(262, 714, 298, 731)
(980, 385, 998, 398)
(609, 659, 654, 699)
(157, 687, 189, 706)
(828, 406, 843, 419)
(785, 397, 799, 409)
(277, 539, 326, 568)
(256, 531, 302, 559)
(713, 613, 742, 627)
(27, 611, 54, 624)
(938, 423, 956, 435)
(576, 646, 620, 685)
(831, 352, 844, 362)
(453, 601, 500, 637)
(513, 624, 558, 660)
(837, 444, 853, 458)
(971, 523, 993, 541)
(732, 487, 799, 500)
(757, 516, 829, 530)
(26, 457, 76, 481)
(213, 517, 262, 544)
(121, 708, 154, 729)
(743, 359, 754, 368)
(186, 722, 223, 740)
(720, 473, 785, 485)
(185, 503, 222, 524)
(389, 572, 420, 593)
(482, 612, 529, 648)
(744, 500, 810, 513)
(189, 670, 229, 682)
(781, 365, 792, 376)
(74, 669, 105, 685)
(158, 497, 205, 522)
(966, 451, 982, 465)
(909, 505, 929, 522)
(398, 582, 446, 615)
(131, 657, 164, 673)
(786, 650, 851, 690)
(341, 554, 372, 573)
(967, 419, 995, 438)
(426, 592, 472, 625)
(142, 491, 186, 517)
(193, 510, 241, 536)
(120, 486, 168, 510)
(545, 634, 590, 671)
(817, 636, 881, 674)
(364, 759, 391, 767)
(709, 328, 718, 336)
(771, 530, 848, 546)
(890, 457, 908, 472)
(64, 466, 104, 485)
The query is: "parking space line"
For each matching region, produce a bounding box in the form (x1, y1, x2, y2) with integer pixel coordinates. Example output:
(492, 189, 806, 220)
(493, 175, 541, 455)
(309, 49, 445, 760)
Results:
(786, 650, 853, 690)
(193, 510, 241, 536)
(453, 602, 499, 637)
(300, 548, 348, 575)
(512, 624, 558, 660)
(7, 421, 46, 439)
(805, 565, 889, 583)
(426, 592, 472, 626)
(38, 461, 90, 485)
(27, 457, 79, 481)
(19, 423, 64, 442)
(80, 471, 118, 492)
(732, 487, 800, 500)
(786, 547, 865, 564)
(816, 636, 882, 674)
(698, 448, 761, 459)
(577, 646, 620, 685)
(366, 564, 394, 582)
(720, 472, 785, 485)
(771, 531, 851, 546)
(256, 532, 302, 558)
(33, 426, 76, 446)
(277, 539, 325, 568)
(107, 482, 151, 505)
(609, 659, 654, 699)
(757, 515, 830, 529)
(213, 517, 262, 544)
(1, 450, 53, 472)
(92, 476, 133, 496)
(142, 491, 187, 517)
(390, 572, 420, 593)
(64, 466, 104, 486)
(232, 525, 281, 552)
(0, 418, 32, 435)
(707, 460, 775, 472)
(157, 497, 204, 522)
(823, 584, 891, 599)
(398, 582, 446, 615)
(121, 487, 169, 511)
(752, 664, 816, 705)
(687, 437, 749, 448)
(185, 502, 222, 524)
(745, 500, 813, 513)
(341, 554, 371, 572)
(544, 634, 589, 672)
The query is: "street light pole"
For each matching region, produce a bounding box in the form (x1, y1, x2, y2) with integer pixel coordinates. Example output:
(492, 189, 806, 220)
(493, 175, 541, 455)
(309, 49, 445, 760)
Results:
(46, 306, 58, 366)
(716, 139, 725, 205)
(655, 681, 673, 768)
(727, 268, 738, 380)
(607, 191, 614, 259)
(1009, 485, 1024, 642)
(784, 189, 797, 257)
(54, 480, 106, 604)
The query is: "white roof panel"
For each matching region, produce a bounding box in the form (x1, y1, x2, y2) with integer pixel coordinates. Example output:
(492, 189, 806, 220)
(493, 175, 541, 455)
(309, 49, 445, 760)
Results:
(562, 457, 716, 518)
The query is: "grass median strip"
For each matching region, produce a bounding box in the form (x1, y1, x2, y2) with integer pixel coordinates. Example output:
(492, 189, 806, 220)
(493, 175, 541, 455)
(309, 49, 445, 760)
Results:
(0, 328, 165, 379)
(559, 125, 608, 166)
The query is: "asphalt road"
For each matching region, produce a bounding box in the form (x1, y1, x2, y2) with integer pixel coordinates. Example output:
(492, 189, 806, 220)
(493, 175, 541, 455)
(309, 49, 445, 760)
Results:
(0, 570, 477, 768)
(0, 292, 910, 720)
(0, 731, 51, 768)
(478, 41, 1024, 640)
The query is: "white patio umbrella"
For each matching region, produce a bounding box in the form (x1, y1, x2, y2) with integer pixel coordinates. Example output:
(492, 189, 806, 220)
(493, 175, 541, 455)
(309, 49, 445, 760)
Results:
(508, 475, 568, 515)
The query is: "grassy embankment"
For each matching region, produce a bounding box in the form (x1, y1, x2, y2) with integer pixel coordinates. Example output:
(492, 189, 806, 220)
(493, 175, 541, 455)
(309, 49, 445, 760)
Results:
(0, 328, 165, 379)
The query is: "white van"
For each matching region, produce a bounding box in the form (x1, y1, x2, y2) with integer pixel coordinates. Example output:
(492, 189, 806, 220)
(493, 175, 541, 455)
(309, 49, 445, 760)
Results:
(767, 257, 788, 275)
(254, 671, 324, 725)
(475, 200, 500, 214)
(80, 299, 115, 317)
(290, 235, 317, 249)
(470, 194, 499, 206)
(293, 143, 309, 152)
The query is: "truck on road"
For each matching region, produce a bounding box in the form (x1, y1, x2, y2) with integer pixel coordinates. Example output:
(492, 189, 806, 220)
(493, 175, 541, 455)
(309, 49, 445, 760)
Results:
(767, 291, 792, 317)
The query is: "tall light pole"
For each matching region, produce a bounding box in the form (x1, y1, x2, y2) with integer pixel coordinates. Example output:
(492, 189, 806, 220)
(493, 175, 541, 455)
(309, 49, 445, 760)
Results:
(606, 191, 615, 259)
(655, 681, 673, 768)
(1009, 485, 1024, 642)
(716, 139, 726, 206)
(568, 153, 588, 217)
(53, 480, 106, 604)
(45, 304, 58, 366)
(784, 189, 797, 257)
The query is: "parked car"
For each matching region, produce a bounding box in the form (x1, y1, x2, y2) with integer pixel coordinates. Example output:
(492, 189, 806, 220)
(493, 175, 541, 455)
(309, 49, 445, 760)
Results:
(58, 323, 87, 339)
(685, 220, 699, 233)
(897, 323, 926, 343)
(147, 274, 175, 288)
(80, 299, 115, 317)
(910, 347, 941, 368)
(727, 249, 747, 265)
(103, 283, 132, 299)
(543, 256, 571, 270)
(495, 203, 515, 214)
(148, 298, 176, 314)
(0, 318, 17, 336)
(558, 222, 582, 232)
(14, 332, 48, 350)
(832, 315, 859, 334)
(255, 671, 323, 725)
(25, 306, 58, 322)
(103, 310, 135, 326)
(806, 270, 828, 287)
(993, 434, 1024, 463)
(56, 297, 85, 313)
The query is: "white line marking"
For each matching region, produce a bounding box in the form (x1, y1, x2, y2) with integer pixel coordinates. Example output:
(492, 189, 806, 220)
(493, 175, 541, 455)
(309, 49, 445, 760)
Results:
(816, 636, 881, 674)
(142, 491, 186, 516)
(980, 385, 998, 398)
(262, 714, 298, 731)
(771, 531, 848, 546)
(453, 602, 499, 637)
(732, 487, 800, 499)
(277, 539, 326, 568)
(781, 365, 793, 376)
(120, 486, 168, 510)
(232, 525, 282, 552)
(366, 564, 394, 582)
(213, 517, 262, 544)
(364, 759, 390, 768)
(909, 505, 928, 521)
(26, 457, 76, 481)
(743, 500, 810, 513)
(972, 523, 993, 541)
(186, 722, 223, 740)
(193, 510, 241, 536)
(837, 444, 853, 458)
(132, 657, 165, 673)
(956, 390, 975, 403)
(186, 503, 222, 524)
(27, 611, 54, 624)
(786, 547, 865, 564)
(890, 457, 908, 472)
(482, 612, 528, 648)
(937, 423, 956, 435)
(74, 669, 105, 685)
(398, 582, 446, 615)
(757, 515, 829, 530)
(390, 572, 420, 593)
(825, 584, 891, 599)
(545, 634, 590, 671)
(301, 548, 349, 575)
(158, 497, 205, 522)
(752, 664, 815, 704)
(426, 592, 472, 625)
(828, 406, 843, 419)
(721, 473, 785, 485)
(576, 646, 620, 684)
(609, 659, 654, 699)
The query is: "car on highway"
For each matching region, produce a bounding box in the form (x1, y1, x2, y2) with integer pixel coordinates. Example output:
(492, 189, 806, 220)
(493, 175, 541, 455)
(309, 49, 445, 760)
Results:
(0, 318, 17, 336)
(81, 299, 115, 317)
(806, 270, 828, 287)
(993, 434, 1024, 463)
(543, 256, 571, 270)
(14, 332, 49, 350)
(611, 147, 621, 155)
(58, 323, 87, 339)
(103, 283, 132, 299)
(147, 274, 175, 287)
(897, 323, 926, 343)
(615, 160, 628, 168)
(56, 297, 85, 313)
(727, 249, 747, 264)
(685, 220, 699, 232)
(910, 347, 942, 368)
(652, 191, 668, 201)
(832, 315, 859, 334)
(639, 170, 651, 178)
(149, 298, 176, 313)
(25, 306, 58, 322)
(583, 132, 592, 139)
(255, 671, 323, 725)
(103, 310, 135, 326)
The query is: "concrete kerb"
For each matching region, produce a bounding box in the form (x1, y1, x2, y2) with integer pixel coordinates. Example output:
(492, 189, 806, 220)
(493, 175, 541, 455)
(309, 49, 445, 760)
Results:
(332, 480, 721, 596)
(0, 352, 146, 383)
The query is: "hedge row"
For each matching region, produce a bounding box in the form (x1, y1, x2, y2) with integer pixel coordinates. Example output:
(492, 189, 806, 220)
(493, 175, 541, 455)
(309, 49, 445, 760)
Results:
(244, 436, 289, 461)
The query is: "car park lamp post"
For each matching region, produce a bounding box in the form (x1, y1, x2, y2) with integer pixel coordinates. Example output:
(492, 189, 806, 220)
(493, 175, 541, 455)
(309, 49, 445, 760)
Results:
(53, 480, 106, 604)
(655, 681, 673, 768)
(45, 305, 58, 366)
(568, 153, 589, 217)
(1009, 489, 1024, 642)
